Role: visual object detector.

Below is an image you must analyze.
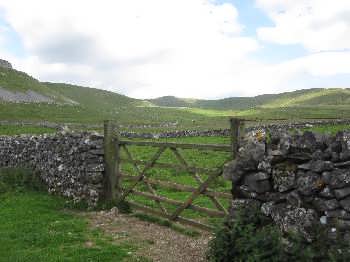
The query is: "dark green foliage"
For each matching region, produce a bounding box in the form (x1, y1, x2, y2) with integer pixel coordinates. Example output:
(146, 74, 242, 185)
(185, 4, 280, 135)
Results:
(207, 208, 283, 262)
(207, 207, 350, 262)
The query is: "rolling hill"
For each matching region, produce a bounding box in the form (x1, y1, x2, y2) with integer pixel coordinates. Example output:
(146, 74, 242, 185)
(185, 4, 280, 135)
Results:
(1, 61, 350, 130)
(148, 88, 350, 110)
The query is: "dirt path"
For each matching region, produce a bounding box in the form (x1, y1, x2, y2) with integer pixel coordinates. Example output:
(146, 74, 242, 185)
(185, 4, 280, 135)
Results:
(82, 209, 212, 262)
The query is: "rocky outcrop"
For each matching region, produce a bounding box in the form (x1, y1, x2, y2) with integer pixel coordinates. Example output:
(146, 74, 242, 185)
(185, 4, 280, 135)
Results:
(225, 130, 350, 241)
(0, 87, 54, 103)
(0, 59, 12, 69)
(0, 132, 104, 206)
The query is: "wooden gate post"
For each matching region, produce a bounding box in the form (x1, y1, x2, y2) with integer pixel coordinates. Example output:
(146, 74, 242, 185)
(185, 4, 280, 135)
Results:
(103, 120, 121, 203)
(229, 118, 245, 159)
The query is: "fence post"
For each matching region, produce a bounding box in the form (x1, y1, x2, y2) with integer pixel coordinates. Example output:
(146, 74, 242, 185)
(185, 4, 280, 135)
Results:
(229, 118, 245, 159)
(103, 120, 121, 203)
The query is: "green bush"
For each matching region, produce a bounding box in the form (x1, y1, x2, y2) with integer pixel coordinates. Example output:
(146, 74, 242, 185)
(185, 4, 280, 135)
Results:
(207, 207, 350, 262)
(207, 208, 283, 262)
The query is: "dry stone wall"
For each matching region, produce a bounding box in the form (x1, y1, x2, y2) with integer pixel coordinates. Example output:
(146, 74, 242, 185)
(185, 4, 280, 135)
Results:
(224, 129, 350, 241)
(0, 132, 104, 206)
(1, 119, 350, 139)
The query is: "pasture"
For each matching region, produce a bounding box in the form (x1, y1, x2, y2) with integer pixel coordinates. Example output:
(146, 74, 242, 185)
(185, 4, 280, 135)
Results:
(0, 168, 148, 262)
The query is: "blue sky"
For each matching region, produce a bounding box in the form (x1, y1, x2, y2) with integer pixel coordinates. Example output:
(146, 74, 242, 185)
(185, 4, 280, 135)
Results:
(0, 0, 349, 98)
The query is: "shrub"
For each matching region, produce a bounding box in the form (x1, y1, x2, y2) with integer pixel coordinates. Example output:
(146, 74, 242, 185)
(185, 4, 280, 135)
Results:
(207, 208, 283, 262)
(207, 207, 350, 262)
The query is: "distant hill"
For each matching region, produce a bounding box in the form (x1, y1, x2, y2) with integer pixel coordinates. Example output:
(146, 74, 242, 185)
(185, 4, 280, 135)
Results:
(0, 62, 350, 129)
(148, 88, 350, 110)
(0, 66, 220, 128)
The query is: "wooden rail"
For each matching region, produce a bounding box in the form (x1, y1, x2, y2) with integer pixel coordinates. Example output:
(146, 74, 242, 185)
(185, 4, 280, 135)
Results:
(121, 174, 232, 199)
(102, 118, 244, 231)
(119, 140, 232, 151)
(119, 158, 222, 175)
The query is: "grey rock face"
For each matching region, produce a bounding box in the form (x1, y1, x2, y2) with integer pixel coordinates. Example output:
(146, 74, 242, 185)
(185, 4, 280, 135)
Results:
(243, 172, 271, 193)
(286, 190, 303, 207)
(340, 197, 350, 212)
(312, 198, 339, 211)
(334, 187, 350, 200)
(327, 169, 350, 189)
(318, 186, 335, 199)
(272, 163, 296, 192)
(296, 171, 321, 196)
(325, 210, 350, 220)
(0, 87, 54, 103)
(236, 134, 266, 171)
(223, 160, 238, 181)
(298, 160, 333, 173)
(230, 199, 261, 219)
(0, 59, 12, 69)
(269, 205, 318, 242)
(261, 201, 274, 216)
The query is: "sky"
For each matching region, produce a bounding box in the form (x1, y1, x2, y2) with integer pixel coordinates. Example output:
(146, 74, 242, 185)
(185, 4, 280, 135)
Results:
(0, 0, 349, 99)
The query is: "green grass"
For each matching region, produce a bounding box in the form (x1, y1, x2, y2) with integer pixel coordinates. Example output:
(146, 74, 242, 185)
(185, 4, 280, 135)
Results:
(0, 168, 145, 262)
(234, 105, 350, 120)
(0, 125, 56, 136)
(302, 123, 350, 134)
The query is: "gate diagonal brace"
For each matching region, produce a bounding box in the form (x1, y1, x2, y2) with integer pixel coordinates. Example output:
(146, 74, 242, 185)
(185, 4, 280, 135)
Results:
(170, 147, 227, 214)
(121, 145, 168, 214)
(170, 170, 222, 221)
(120, 146, 166, 202)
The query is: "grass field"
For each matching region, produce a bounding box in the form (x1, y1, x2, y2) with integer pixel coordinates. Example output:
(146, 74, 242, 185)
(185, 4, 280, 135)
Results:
(0, 125, 56, 136)
(0, 168, 148, 262)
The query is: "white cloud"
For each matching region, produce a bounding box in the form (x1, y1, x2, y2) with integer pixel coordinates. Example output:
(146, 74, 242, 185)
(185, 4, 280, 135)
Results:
(0, 0, 261, 98)
(0, 0, 349, 99)
(256, 0, 350, 52)
(233, 51, 350, 96)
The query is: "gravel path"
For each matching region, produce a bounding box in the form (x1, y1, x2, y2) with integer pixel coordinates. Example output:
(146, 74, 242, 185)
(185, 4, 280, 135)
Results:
(83, 209, 212, 262)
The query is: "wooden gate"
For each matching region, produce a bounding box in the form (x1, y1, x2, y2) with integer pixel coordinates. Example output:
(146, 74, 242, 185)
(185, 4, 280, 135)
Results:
(103, 118, 244, 230)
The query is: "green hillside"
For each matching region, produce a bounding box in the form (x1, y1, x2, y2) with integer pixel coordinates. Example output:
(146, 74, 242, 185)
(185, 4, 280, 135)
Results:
(0, 65, 349, 130)
(148, 88, 350, 110)
(0, 67, 70, 104)
(0, 68, 228, 129)
(45, 82, 138, 110)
